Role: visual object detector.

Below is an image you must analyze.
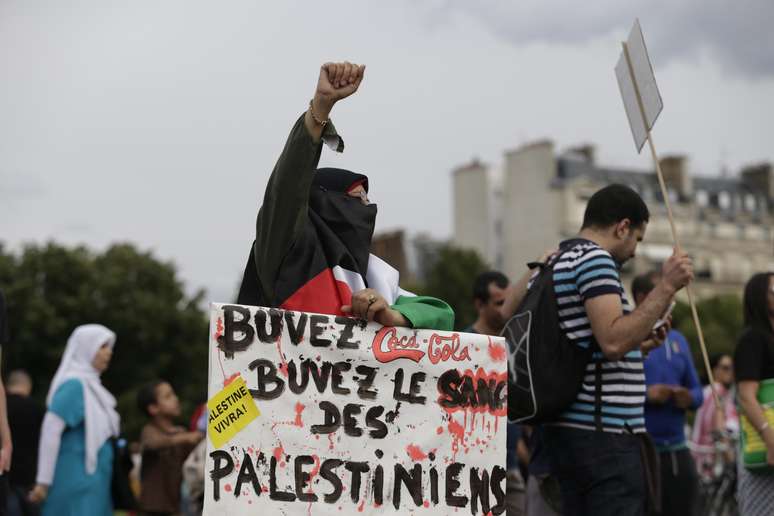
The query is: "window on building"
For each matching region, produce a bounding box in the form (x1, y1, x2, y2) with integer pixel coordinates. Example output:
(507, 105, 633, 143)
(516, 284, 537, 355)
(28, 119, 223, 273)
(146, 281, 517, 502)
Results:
(719, 191, 731, 210)
(696, 190, 708, 207)
(745, 194, 757, 212)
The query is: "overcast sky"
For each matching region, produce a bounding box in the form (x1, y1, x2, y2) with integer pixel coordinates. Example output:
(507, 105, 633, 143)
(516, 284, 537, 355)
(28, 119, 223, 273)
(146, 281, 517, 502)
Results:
(2, 0, 773, 303)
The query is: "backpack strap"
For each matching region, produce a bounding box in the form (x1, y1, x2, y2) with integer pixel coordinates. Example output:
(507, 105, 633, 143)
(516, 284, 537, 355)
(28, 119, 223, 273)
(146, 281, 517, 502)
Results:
(594, 360, 603, 432)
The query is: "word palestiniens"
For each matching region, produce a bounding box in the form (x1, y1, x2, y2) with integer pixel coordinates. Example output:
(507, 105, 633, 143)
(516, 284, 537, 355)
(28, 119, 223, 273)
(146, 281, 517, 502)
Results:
(210, 450, 507, 515)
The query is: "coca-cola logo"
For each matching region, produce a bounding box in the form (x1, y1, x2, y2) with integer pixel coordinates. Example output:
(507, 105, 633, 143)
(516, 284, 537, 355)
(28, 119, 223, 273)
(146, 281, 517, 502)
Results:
(371, 329, 473, 365)
(372, 327, 425, 363)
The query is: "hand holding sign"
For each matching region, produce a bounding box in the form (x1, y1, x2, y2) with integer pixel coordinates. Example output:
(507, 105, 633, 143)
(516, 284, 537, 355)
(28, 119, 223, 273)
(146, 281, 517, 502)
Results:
(615, 19, 718, 408)
(342, 288, 409, 327)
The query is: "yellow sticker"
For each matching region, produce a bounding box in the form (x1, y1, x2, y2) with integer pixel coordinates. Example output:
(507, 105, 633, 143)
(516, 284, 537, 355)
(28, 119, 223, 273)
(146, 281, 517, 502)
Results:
(207, 376, 260, 449)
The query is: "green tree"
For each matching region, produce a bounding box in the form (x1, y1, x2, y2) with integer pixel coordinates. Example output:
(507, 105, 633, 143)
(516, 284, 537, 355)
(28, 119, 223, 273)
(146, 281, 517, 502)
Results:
(672, 294, 744, 381)
(0, 242, 209, 439)
(421, 245, 489, 331)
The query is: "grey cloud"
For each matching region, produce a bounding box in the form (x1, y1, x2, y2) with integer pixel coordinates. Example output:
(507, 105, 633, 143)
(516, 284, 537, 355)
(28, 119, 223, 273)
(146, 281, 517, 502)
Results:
(427, 0, 774, 79)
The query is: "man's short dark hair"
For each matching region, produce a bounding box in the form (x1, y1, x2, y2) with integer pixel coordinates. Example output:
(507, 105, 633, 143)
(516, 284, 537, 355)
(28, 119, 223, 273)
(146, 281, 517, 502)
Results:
(473, 271, 509, 303)
(581, 184, 650, 230)
(631, 271, 659, 300)
(137, 380, 164, 417)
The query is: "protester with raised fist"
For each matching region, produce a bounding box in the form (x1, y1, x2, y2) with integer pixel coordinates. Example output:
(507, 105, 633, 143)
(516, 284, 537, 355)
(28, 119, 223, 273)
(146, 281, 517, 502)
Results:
(236, 62, 453, 330)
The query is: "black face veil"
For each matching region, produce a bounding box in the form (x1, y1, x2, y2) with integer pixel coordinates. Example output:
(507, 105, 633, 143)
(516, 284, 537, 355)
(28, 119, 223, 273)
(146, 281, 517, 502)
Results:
(309, 168, 377, 276)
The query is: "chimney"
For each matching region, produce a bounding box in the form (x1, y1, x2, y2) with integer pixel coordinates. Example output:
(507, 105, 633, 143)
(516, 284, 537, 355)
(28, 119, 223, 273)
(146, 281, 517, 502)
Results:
(659, 155, 692, 198)
(741, 162, 774, 200)
(569, 144, 596, 164)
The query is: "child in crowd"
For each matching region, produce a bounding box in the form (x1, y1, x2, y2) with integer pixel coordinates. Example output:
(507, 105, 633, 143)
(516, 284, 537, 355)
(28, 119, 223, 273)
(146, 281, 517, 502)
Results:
(137, 380, 203, 516)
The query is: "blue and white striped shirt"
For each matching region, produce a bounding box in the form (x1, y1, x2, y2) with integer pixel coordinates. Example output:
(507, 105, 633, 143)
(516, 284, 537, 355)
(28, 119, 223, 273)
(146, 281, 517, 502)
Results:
(550, 238, 645, 434)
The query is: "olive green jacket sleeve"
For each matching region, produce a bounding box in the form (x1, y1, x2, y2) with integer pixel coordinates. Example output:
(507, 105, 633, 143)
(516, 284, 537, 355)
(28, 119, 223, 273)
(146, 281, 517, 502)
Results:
(391, 296, 455, 331)
(253, 114, 342, 303)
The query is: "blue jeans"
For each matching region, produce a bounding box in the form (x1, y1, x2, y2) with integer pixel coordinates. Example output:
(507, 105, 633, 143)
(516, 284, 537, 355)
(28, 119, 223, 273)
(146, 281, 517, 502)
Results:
(543, 426, 645, 516)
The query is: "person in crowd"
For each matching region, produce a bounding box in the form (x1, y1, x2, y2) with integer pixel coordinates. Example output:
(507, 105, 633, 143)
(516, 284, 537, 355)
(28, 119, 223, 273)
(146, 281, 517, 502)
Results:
(5, 370, 44, 516)
(691, 353, 738, 480)
(136, 380, 203, 516)
(0, 290, 13, 516)
(464, 271, 525, 514)
(734, 272, 774, 515)
(501, 184, 693, 516)
(464, 271, 509, 335)
(236, 61, 453, 331)
(181, 410, 207, 516)
(632, 271, 703, 516)
(28, 324, 120, 515)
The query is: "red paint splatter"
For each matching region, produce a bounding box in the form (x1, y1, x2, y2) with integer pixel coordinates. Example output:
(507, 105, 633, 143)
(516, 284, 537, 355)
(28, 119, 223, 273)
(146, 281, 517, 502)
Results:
(224, 483, 232, 492)
(261, 486, 269, 493)
(294, 402, 305, 427)
(488, 339, 506, 362)
(448, 416, 466, 461)
(276, 335, 289, 378)
(327, 433, 335, 450)
(223, 372, 241, 387)
(358, 500, 365, 512)
(406, 444, 428, 461)
(213, 316, 224, 341)
(273, 445, 284, 462)
(436, 426, 443, 435)
(309, 455, 321, 479)
(423, 500, 430, 508)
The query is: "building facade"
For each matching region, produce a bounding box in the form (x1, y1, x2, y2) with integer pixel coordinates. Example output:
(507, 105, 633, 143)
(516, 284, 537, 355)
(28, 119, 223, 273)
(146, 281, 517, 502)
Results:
(453, 142, 774, 297)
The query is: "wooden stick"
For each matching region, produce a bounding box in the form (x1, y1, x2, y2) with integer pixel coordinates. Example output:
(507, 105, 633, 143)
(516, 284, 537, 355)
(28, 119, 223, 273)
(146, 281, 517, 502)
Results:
(622, 42, 721, 408)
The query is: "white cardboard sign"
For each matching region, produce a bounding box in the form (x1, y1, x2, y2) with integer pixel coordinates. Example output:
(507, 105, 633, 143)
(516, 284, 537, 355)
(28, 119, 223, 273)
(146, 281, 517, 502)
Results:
(204, 304, 508, 515)
(615, 19, 663, 152)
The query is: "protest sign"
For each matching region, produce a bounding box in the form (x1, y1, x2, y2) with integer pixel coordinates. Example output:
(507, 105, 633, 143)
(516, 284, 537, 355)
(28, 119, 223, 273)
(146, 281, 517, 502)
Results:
(615, 18, 663, 153)
(204, 303, 508, 515)
(614, 19, 720, 404)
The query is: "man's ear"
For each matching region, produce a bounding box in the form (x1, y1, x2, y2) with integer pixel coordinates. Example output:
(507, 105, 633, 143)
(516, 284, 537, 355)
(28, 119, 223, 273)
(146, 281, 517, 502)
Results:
(474, 299, 484, 312)
(148, 402, 160, 417)
(615, 218, 632, 239)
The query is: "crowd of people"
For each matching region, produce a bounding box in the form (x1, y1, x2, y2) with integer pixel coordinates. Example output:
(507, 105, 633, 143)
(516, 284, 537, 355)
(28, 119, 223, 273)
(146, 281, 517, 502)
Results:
(465, 202, 774, 516)
(0, 61, 773, 515)
(0, 321, 208, 516)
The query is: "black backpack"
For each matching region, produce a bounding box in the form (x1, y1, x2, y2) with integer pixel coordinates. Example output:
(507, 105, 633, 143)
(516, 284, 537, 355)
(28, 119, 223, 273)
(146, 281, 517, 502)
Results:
(501, 252, 592, 424)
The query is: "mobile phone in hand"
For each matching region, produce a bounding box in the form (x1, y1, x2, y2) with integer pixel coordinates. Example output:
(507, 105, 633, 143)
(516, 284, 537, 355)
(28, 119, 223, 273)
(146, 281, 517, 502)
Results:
(653, 301, 676, 331)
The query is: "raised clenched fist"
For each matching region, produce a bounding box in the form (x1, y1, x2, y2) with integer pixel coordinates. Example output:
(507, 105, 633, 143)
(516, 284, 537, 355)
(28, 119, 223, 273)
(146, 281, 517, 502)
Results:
(313, 62, 365, 112)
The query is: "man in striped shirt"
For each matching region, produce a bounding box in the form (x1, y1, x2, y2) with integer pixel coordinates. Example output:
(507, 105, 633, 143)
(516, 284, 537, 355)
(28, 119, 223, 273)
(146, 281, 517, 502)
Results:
(514, 185, 694, 515)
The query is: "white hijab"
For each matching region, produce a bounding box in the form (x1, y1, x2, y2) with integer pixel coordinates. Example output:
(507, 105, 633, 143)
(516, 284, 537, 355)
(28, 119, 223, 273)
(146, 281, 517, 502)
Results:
(46, 324, 120, 474)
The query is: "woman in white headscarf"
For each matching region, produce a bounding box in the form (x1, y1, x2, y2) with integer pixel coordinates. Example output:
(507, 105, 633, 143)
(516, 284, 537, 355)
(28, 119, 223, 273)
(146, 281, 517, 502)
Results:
(28, 324, 120, 515)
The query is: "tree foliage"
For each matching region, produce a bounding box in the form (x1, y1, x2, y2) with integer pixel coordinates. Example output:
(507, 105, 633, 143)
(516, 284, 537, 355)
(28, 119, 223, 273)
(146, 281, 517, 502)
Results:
(0, 242, 209, 439)
(420, 245, 490, 331)
(672, 294, 744, 381)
